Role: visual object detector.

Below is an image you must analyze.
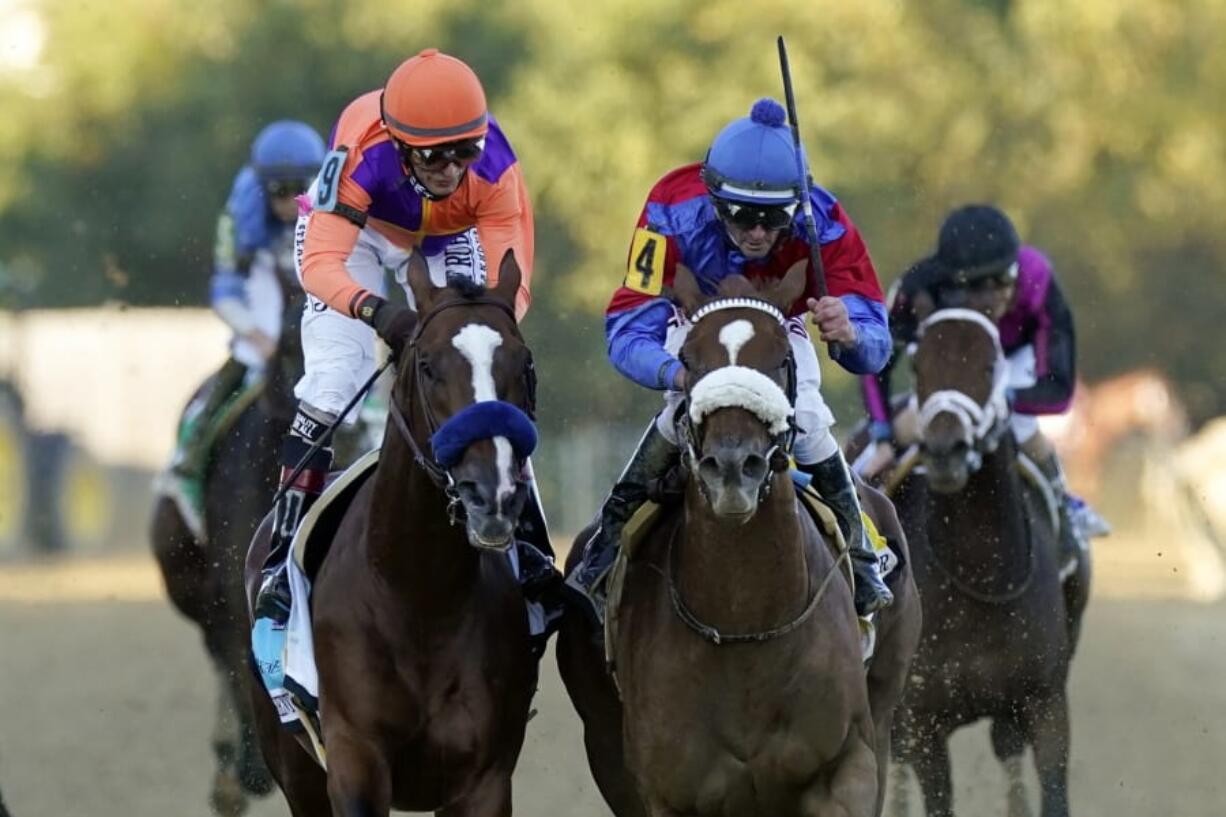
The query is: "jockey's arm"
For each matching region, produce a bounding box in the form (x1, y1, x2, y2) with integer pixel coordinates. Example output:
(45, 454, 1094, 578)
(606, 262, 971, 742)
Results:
(473, 163, 534, 320)
(210, 208, 259, 335)
(605, 300, 682, 390)
(817, 204, 891, 375)
(1011, 275, 1076, 414)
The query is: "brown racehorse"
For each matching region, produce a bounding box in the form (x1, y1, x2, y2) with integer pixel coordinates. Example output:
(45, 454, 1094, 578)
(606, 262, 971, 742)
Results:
(558, 265, 920, 817)
(149, 269, 303, 815)
(886, 308, 1090, 817)
(246, 251, 542, 817)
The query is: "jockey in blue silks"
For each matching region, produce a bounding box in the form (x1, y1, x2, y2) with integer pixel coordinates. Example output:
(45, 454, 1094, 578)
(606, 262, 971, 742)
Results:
(168, 121, 325, 534)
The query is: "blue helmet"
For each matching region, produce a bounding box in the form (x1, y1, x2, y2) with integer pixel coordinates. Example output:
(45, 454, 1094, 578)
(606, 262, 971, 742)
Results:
(702, 99, 801, 206)
(250, 120, 326, 182)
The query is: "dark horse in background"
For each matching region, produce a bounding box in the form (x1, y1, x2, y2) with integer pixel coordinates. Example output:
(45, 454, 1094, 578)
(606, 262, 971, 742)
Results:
(246, 252, 543, 816)
(559, 265, 921, 817)
(149, 266, 304, 816)
(864, 308, 1091, 817)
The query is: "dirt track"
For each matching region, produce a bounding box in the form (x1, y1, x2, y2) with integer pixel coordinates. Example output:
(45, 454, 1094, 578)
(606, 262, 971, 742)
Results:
(0, 553, 1223, 816)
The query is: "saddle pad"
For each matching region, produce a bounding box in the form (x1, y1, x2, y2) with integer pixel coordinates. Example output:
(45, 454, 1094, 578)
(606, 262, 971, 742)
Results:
(291, 448, 380, 580)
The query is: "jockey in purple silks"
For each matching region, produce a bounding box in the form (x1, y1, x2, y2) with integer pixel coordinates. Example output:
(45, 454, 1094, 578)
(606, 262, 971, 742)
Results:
(859, 204, 1110, 566)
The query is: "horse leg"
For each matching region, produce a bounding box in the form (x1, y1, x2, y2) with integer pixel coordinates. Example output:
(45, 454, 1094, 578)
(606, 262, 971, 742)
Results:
(208, 661, 249, 817)
(910, 731, 954, 817)
(1062, 553, 1092, 657)
(555, 615, 647, 817)
(1025, 692, 1071, 817)
(887, 763, 912, 817)
(990, 717, 1033, 817)
(247, 668, 331, 817)
(824, 720, 880, 817)
(325, 733, 392, 817)
(435, 772, 513, 817)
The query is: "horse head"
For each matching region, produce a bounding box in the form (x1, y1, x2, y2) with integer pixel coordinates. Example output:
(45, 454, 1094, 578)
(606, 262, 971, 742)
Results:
(911, 308, 1010, 493)
(397, 249, 538, 551)
(671, 261, 806, 521)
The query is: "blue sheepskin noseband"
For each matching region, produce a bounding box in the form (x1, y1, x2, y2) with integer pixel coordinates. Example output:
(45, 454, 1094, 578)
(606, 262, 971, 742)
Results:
(430, 400, 538, 469)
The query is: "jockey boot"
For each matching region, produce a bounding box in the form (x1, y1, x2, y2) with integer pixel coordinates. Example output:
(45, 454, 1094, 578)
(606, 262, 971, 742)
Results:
(251, 409, 334, 692)
(170, 357, 248, 534)
(799, 450, 894, 616)
(254, 433, 333, 621)
(1033, 451, 1101, 569)
(563, 422, 680, 627)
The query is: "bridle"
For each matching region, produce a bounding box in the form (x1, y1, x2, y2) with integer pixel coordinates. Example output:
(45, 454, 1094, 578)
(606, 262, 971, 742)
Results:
(674, 297, 798, 504)
(386, 296, 537, 524)
(912, 308, 1010, 470)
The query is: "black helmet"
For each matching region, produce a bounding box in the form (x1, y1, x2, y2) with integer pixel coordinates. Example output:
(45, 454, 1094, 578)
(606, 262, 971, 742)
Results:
(936, 204, 1020, 286)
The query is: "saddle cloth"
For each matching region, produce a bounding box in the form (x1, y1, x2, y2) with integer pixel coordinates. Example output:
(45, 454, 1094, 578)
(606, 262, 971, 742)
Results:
(273, 450, 547, 767)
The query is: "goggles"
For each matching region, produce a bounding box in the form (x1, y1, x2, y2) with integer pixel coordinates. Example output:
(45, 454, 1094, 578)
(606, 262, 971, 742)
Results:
(713, 198, 798, 231)
(264, 178, 311, 199)
(398, 137, 486, 170)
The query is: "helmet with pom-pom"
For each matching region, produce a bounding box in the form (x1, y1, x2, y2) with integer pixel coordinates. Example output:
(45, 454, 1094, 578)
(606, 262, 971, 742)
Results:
(702, 98, 801, 206)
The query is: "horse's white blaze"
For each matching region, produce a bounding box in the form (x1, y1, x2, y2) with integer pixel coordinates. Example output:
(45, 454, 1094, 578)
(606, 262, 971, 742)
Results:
(493, 437, 515, 502)
(718, 319, 755, 366)
(452, 323, 503, 401)
(452, 323, 515, 504)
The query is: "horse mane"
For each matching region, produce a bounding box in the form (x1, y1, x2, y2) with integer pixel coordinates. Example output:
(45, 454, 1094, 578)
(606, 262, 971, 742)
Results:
(445, 272, 487, 300)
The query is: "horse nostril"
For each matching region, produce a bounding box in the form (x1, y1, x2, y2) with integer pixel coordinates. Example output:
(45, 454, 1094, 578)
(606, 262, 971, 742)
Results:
(741, 454, 768, 483)
(456, 480, 487, 511)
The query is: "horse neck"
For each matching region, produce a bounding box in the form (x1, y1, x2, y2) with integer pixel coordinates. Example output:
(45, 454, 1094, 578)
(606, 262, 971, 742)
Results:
(675, 474, 810, 634)
(929, 432, 1030, 573)
(366, 399, 478, 603)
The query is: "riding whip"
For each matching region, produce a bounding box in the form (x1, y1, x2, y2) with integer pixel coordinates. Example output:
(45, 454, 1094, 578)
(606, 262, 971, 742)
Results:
(777, 35, 828, 300)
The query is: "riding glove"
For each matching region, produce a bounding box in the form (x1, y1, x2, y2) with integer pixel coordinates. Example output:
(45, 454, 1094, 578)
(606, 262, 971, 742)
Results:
(356, 294, 418, 359)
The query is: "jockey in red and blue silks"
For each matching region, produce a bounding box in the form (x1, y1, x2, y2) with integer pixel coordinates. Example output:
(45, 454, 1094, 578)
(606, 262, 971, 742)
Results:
(563, 98, 895, 625)
(858, 204, 1109, 564)
(166, 120, 325, 536)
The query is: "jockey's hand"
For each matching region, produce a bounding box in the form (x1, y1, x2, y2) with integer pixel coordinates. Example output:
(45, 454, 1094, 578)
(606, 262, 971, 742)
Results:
(672, 366, 688, 391)
(860, 440, 897, 481)
(357, 294, 418, 359)
(806, 296, 857, 345)
(247, 329, 278, 360)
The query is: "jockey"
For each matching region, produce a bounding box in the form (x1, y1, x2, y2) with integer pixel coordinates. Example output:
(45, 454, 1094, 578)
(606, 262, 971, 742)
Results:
(251, 50, 555, 657)
(564, 98, 895, 625)
(169, 120, 325, 532)
(860, 204, 1110, 562)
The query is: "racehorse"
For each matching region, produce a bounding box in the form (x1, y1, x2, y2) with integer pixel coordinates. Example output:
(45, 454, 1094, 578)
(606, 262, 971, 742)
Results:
(150, 268, 303, 815)
(884, 308, 1090, 817)
(246, 251, 543, 816)
(558, 264, 920, 817)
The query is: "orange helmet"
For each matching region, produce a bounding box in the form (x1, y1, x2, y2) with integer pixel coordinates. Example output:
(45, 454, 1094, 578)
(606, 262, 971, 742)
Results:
(381, 48, 488, 147)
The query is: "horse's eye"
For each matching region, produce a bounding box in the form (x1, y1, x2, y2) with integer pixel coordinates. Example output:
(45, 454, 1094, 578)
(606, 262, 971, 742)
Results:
(419, 358, 436, 381)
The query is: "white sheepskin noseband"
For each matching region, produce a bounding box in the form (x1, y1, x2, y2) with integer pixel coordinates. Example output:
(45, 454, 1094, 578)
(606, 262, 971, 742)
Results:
(688, 366, 793, 435)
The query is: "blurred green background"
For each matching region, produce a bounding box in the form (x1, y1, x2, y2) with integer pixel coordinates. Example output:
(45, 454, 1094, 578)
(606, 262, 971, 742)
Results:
(1, 0, 1223, 433)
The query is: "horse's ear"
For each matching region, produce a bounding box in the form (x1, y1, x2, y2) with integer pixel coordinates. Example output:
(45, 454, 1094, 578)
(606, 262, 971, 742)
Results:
(670, 263, 707, 317)
(717, 274, 756, 299)
(491, 249, 521, 310)
(407, 250, 434, 313)
(764, 259, 808, 313)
